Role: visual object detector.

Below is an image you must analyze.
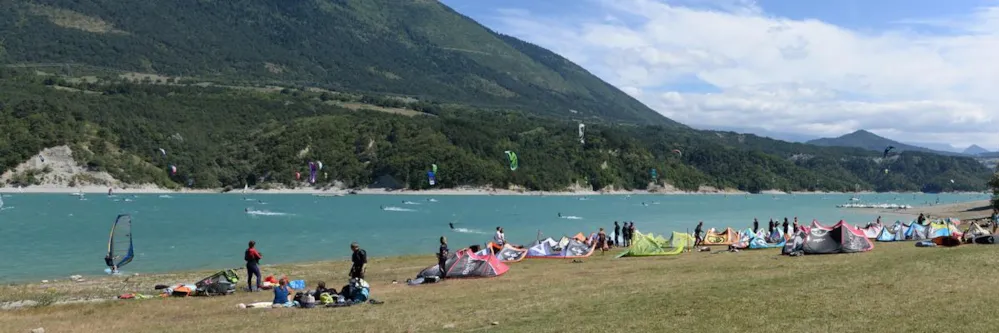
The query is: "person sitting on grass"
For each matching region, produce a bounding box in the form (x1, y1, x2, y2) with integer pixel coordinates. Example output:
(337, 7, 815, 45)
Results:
(272, 278, 294, 307)
(312, 281, 334, 300)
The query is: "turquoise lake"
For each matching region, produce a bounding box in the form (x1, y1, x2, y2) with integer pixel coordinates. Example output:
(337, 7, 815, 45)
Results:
(0, 192, 986, 282)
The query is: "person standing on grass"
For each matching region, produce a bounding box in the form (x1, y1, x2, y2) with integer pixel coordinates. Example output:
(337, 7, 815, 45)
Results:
(630, 222, 637, 241)
(244, 240, 263, 292)
(693, 221, 704, 247)
(792, 217, 799, 233)
(768, 219, 775, 235)
(349, 242, 367, 280)
(613, 221, 621, 247)
(753, 218, 759, 234)
(437, 236, 449, 278)
(597, 228, 608, 254)
(782, 218, 790, 235)
(623, 222, 632, 247)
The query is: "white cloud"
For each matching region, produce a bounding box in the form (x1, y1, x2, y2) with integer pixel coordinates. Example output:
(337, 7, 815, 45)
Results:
(488, 0, 999, 149)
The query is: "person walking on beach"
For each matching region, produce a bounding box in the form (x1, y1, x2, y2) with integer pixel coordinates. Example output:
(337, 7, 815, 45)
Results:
(349, 242, 367, 280)
(437, 236, 449, 278)
(694, 221, 704, 247)
(613, 221, 621, 247)
(245, 240, 263, 291)
(753, 218, 759, 233)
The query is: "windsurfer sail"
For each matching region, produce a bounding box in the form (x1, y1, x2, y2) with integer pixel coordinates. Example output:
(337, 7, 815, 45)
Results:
(105, 214, 134, 273)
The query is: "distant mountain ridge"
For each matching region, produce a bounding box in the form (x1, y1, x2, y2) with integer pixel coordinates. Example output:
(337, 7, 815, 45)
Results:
(806, 130, 966, 156)
(963, 144, 989, 155)
(0, 0, 678, 126)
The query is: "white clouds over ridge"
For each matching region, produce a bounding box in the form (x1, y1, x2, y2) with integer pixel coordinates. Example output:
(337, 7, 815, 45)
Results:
(489, 0, 999, 148)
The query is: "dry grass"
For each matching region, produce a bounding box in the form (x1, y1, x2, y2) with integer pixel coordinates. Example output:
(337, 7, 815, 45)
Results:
(0, 242, 996, 333)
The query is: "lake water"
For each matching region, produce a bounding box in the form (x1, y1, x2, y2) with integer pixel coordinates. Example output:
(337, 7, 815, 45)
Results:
(0, 192, 986, 282)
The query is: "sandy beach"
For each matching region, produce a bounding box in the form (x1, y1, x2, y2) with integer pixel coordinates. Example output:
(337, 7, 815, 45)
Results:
(853, 199, 995, 222)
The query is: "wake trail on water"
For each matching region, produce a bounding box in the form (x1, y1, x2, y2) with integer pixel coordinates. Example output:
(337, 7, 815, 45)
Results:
(246, 209, 290, 216)
(560, 215, 584, 220)
(402, 201, 421, 205)
(382, 206, 415, 212)
(452, 228, 488, 235)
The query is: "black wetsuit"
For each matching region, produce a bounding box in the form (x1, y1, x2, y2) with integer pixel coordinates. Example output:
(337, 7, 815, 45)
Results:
(350, 248, 367, 279)
(437, 244, 449, 278)
(694, 225, 703, 246)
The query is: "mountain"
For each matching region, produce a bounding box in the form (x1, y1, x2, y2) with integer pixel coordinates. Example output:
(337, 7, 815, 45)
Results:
(907, 142, 962, 154)
(806, 130, 964, 157)
(0, 2, 992, 193)
(693, 125, 818, 143)
(0, 0, 677, 127)
(963, 145, 989, 155)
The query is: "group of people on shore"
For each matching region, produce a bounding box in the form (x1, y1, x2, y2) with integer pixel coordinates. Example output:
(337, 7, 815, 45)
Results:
(241, 240, 369, 306)
(612, 221, 637, 247)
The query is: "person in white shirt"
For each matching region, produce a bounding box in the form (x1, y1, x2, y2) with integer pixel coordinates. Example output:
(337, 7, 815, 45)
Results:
(494, 227, 506, 246)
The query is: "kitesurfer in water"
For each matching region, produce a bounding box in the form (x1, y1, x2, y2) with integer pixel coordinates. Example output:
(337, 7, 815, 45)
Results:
(558, 212, 562, 218)
(448, 222, 455, 230)
(104, 254, 118, 274)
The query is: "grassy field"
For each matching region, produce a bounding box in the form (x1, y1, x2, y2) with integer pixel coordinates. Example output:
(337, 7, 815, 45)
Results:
(1, 241, 996, 333)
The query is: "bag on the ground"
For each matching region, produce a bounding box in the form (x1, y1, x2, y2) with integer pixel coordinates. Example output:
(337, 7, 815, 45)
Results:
(318, 292, 335, 305)
(340, 278, 371, 303)
(195, 269, 239, 296)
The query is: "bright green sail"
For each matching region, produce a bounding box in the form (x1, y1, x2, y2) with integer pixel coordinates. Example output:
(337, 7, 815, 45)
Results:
(504, 151, 518, 171)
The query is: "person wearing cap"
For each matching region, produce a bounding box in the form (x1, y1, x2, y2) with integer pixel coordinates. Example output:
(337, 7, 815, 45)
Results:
(349, 242, 367, 279)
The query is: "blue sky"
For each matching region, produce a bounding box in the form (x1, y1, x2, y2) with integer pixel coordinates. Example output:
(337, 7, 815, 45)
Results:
(440, 0, 999, 150)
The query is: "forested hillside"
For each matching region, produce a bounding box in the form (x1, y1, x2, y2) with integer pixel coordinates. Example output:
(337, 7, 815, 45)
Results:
(0, 70, 991, 193)
(0, 0, 676, 126)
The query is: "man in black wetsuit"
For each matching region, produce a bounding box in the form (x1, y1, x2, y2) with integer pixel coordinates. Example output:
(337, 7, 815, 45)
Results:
(104, 254, 117, 274)
(437, 236, 449, 278)
(693, 221, 704, 247)
(349, 242, 367, 280)
(753, 218, 759, 234)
